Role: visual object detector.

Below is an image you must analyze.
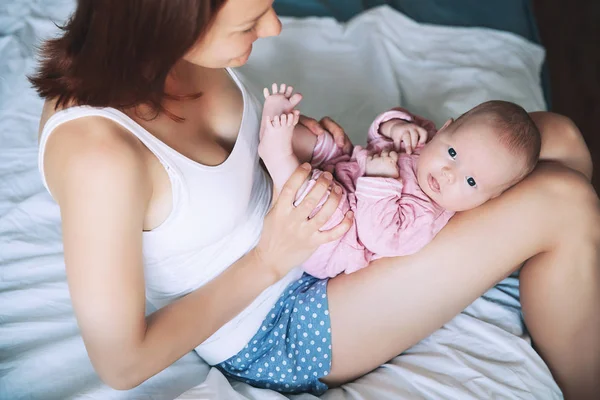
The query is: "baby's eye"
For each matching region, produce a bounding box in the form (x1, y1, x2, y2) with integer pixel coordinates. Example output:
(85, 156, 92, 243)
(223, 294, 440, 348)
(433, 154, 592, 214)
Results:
(466, 177, 477, 187)
(448, 147, 457, 159)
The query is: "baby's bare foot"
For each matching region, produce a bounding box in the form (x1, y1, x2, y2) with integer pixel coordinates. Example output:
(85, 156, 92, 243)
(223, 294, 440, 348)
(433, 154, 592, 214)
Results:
(365, 150, 400, 178)
(258, 112, 301, 162)
(261, 83, 302, 139)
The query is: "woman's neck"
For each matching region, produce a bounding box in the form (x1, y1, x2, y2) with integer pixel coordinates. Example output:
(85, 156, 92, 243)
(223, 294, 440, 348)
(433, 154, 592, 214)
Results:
(166, 59, 223, 95)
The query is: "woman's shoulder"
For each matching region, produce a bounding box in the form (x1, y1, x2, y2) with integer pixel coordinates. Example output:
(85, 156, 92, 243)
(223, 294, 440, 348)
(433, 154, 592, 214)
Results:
(40, 99, 146, 159)
(40, 99, 152, 204)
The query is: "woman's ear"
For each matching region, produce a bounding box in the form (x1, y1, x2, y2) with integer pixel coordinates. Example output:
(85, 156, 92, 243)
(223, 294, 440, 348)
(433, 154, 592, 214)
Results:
(440, 118, 454, 131)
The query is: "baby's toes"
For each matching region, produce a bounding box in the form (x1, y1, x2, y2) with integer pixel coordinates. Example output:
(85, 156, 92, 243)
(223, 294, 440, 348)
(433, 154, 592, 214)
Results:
(289, 93, 302, 108)
(272, 115, 281, 127)
(286, 113, 295, 126)
(271, 83, 279, 95)
(285, 86, 294, 97)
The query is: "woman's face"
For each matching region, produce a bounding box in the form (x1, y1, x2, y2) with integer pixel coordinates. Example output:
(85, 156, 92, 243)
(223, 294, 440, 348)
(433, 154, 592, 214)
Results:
(184, 0, 281, 68)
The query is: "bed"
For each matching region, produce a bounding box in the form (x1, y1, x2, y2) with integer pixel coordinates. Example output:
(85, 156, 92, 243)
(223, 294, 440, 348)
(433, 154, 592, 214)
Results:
(0, 1, 562, 399)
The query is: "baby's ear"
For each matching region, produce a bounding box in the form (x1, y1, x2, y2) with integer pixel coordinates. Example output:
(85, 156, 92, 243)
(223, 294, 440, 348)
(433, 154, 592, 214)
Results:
(440, 118, 454, 131)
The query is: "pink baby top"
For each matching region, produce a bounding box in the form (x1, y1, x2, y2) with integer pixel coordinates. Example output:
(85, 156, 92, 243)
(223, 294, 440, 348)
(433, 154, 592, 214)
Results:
(297, 108, 455, 278)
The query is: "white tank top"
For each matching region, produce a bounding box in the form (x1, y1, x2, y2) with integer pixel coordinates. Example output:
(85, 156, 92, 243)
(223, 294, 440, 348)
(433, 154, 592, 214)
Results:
(38, 69, 303, 365)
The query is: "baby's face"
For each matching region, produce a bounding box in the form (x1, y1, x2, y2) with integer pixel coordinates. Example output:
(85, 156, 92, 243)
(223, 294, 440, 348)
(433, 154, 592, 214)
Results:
(416, 118, 525, 212)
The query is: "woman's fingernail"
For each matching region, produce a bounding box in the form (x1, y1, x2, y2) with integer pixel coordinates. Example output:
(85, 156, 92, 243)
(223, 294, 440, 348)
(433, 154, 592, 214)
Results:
(323, 171, 333, 180)
(301, 163, 311, 170)
(334, 185, 341, 194)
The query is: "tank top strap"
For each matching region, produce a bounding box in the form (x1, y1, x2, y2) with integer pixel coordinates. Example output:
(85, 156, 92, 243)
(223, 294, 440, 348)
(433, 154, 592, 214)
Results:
(38, 106, 180, 196)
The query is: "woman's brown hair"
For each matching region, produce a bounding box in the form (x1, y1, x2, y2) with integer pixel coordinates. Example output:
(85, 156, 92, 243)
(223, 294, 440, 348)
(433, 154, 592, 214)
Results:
(29, 0, 227, 119)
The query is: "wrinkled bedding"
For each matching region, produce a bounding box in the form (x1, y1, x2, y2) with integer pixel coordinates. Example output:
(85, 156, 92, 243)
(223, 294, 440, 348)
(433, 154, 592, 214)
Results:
(0, 1, 560, 399)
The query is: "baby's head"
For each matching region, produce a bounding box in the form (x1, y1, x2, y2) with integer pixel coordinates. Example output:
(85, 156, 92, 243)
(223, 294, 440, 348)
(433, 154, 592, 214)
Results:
(416, 100, 541, 212)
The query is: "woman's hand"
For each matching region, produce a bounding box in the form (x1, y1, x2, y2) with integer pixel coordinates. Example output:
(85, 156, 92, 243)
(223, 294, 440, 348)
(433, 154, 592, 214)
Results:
(255, 164, 354, 279)
(299, 115, 353, 155)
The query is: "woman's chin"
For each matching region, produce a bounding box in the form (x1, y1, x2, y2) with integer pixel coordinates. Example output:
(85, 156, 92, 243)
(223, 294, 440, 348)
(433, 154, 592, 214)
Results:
(229, 59, 246, 68)
(229, 48, 253, 67)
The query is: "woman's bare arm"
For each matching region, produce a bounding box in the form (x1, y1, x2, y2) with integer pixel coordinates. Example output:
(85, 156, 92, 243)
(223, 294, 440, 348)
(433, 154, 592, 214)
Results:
(44, 120, 351, 389)
(45, 121, 283, 389)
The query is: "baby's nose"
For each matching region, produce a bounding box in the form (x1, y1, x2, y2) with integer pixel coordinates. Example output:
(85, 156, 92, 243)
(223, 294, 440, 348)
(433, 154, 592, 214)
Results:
(442, 166, 455, 183)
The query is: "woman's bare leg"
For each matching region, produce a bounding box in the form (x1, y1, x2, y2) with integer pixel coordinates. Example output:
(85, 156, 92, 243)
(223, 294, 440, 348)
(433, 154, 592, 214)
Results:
(521, 230, 600, 399)
(521, 112, 599, 398)
(323, 162, 600, 399)
(531, 111, 593, 180)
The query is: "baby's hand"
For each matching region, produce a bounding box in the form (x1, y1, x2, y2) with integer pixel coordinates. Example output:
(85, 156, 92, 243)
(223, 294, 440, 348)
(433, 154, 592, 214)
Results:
(365, 150, 400, 178)
(381, 120, 428, 154)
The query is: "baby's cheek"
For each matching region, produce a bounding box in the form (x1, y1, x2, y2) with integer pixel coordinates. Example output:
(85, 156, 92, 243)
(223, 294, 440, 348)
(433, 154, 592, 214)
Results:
(449, 189, 482, 212)
(454, 194, 474, 211)
(468, 193, 491, 210)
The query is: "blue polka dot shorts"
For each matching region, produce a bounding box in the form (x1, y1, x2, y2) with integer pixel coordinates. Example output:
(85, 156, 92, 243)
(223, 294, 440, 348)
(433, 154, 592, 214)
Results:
(216, 274, 332, 395)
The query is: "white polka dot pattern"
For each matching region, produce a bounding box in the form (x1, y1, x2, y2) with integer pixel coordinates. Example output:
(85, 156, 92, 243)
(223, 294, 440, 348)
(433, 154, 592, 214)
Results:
(217, 274, 331, 395)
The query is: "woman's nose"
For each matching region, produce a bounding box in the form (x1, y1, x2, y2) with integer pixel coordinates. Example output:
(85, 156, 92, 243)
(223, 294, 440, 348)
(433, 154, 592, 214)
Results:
(441, 166, 455, 184)
(257, 8, 282, 38)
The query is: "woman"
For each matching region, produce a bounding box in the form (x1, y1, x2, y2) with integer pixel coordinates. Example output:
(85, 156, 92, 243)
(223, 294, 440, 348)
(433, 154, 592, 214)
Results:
(30, 0, 599, 398)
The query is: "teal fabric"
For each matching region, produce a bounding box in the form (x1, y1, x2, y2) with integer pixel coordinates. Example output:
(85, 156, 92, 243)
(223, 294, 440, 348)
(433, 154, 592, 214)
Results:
(273, 0, 539, 40)
(274, 0, 366, 22)
(273, 0, 551, 108)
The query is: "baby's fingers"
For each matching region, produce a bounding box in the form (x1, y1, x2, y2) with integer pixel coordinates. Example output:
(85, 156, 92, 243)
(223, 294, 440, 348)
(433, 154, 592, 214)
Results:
(417, 126, 429, 144)
(410, 129, 420, 150)
(402, 132, 413, 154)
(393, 136, 402, 151)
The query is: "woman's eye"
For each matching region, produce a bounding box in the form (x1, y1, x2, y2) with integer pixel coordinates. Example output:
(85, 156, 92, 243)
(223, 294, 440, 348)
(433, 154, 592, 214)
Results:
(466, 177, 477, 187)
(448, 147, 457, 159)
(243, 24, 257, 34)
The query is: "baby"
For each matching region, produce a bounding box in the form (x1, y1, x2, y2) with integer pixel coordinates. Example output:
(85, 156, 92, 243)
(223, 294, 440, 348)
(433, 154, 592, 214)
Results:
(258, 84, 541, 278)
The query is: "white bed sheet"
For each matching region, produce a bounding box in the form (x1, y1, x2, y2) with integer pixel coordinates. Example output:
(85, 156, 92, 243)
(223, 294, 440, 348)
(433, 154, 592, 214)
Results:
(0, 1, 561, 399)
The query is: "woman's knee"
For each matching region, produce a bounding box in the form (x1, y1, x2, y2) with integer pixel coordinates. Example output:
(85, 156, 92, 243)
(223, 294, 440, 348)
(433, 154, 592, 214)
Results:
(554, 114, 592, 167)
(525, 163, 598, 233)
(570, 182, 600, 242)
(546, 166, 599, 238)
(532, 111, 593, 179)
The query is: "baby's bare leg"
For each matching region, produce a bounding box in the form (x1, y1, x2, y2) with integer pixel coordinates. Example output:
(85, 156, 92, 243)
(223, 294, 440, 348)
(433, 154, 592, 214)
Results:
(292, 123, 319, 164)
(259, 113, 302, 196)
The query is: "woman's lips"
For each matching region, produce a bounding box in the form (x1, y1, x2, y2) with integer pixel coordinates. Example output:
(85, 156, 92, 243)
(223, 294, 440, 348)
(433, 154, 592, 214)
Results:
(428, 174, 440, 193)
(240, 46, 253, 61)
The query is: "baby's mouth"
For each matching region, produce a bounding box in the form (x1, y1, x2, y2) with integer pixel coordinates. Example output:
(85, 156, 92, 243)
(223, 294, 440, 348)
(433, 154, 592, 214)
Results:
(428, 174, 441, 193)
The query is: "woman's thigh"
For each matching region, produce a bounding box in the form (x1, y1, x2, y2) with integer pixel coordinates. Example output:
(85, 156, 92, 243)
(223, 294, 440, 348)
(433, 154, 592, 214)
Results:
(322, 161, 599, 386)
